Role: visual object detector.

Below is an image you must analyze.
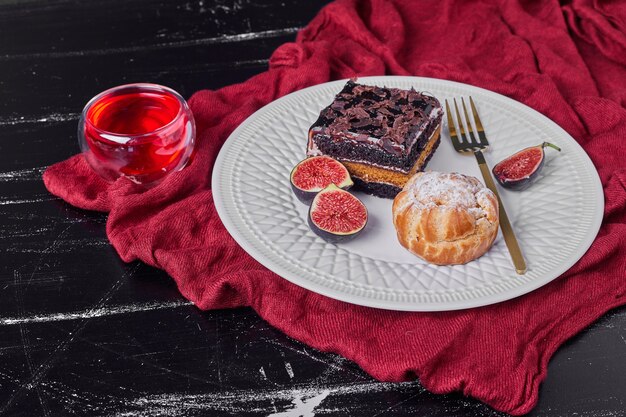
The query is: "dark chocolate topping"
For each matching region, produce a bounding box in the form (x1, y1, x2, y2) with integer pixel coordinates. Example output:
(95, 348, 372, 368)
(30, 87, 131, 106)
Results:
(314, 81, 441, 156)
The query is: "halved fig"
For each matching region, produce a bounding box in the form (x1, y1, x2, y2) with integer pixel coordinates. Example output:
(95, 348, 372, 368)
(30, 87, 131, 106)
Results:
(492, 142, 561, 191)
(290, 156, 353, 203)
(308, 184, 367, 243)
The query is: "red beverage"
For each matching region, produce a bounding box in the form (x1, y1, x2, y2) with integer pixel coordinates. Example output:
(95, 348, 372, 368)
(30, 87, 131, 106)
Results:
(79, 83, 195, 184)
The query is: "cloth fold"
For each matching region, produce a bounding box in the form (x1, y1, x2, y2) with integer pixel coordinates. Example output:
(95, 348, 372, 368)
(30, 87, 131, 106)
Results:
(44, 0, 626, 414)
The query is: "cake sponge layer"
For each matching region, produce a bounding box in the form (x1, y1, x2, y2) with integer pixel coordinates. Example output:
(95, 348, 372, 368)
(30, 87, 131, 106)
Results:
(343, 125, 441, 188)
(352, 178, 402, 199)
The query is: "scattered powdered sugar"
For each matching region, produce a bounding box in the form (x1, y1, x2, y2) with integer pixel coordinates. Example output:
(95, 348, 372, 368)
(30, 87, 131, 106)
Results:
(408, 171, 493, 217)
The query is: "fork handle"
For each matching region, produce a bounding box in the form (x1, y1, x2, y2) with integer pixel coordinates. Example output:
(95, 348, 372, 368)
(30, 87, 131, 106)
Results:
(474, 150, 527, 275)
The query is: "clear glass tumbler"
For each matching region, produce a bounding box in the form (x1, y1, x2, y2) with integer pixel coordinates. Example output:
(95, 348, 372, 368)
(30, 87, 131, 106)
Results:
(78, 83, 196, 185)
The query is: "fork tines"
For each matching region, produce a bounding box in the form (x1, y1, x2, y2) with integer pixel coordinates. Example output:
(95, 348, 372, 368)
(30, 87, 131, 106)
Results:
(445, 97, 488, 153)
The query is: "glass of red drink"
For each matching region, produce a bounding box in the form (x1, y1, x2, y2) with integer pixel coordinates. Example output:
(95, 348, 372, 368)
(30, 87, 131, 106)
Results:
(79, 83, 196, 185)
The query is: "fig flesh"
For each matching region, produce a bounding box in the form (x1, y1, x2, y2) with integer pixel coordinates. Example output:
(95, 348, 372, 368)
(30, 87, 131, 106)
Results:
(290, 156, 353, 204)
(492, 142, 561, 191)
(308, 184, 367, 243)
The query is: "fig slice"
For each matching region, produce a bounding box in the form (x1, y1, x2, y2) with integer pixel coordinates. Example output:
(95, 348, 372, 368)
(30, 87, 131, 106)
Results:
(290, 156, 353, 204)
(492, 142, 561, 191)
(308, 184, 367, 243)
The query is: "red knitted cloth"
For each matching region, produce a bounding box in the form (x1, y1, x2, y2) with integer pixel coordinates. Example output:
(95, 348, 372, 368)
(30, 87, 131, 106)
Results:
(44, 0, 626, 414)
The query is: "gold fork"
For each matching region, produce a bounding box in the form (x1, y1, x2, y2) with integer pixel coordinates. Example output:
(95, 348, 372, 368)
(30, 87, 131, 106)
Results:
(445, 97, 527, 275)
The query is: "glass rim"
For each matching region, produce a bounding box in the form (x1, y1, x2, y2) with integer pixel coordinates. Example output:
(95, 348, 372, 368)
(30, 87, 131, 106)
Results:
(81, 83, 189, 140)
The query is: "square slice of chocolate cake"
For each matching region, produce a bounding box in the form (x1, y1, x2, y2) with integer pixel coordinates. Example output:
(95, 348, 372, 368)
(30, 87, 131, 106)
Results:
(307, 80, 443, 198)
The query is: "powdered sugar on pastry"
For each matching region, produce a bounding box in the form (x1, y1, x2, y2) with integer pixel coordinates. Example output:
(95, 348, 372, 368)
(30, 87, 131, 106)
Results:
(406, 171, 494, 219)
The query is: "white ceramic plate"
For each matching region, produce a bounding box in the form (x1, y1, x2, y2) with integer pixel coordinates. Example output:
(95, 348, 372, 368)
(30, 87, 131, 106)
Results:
(212, 76, 603, 311)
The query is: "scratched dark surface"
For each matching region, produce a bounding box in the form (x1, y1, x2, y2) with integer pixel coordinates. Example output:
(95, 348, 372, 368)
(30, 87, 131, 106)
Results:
(0, 1, 625, 416)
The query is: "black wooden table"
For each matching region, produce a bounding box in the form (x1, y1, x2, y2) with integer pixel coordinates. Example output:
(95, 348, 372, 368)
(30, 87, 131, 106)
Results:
(1, 1, 625, 416)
